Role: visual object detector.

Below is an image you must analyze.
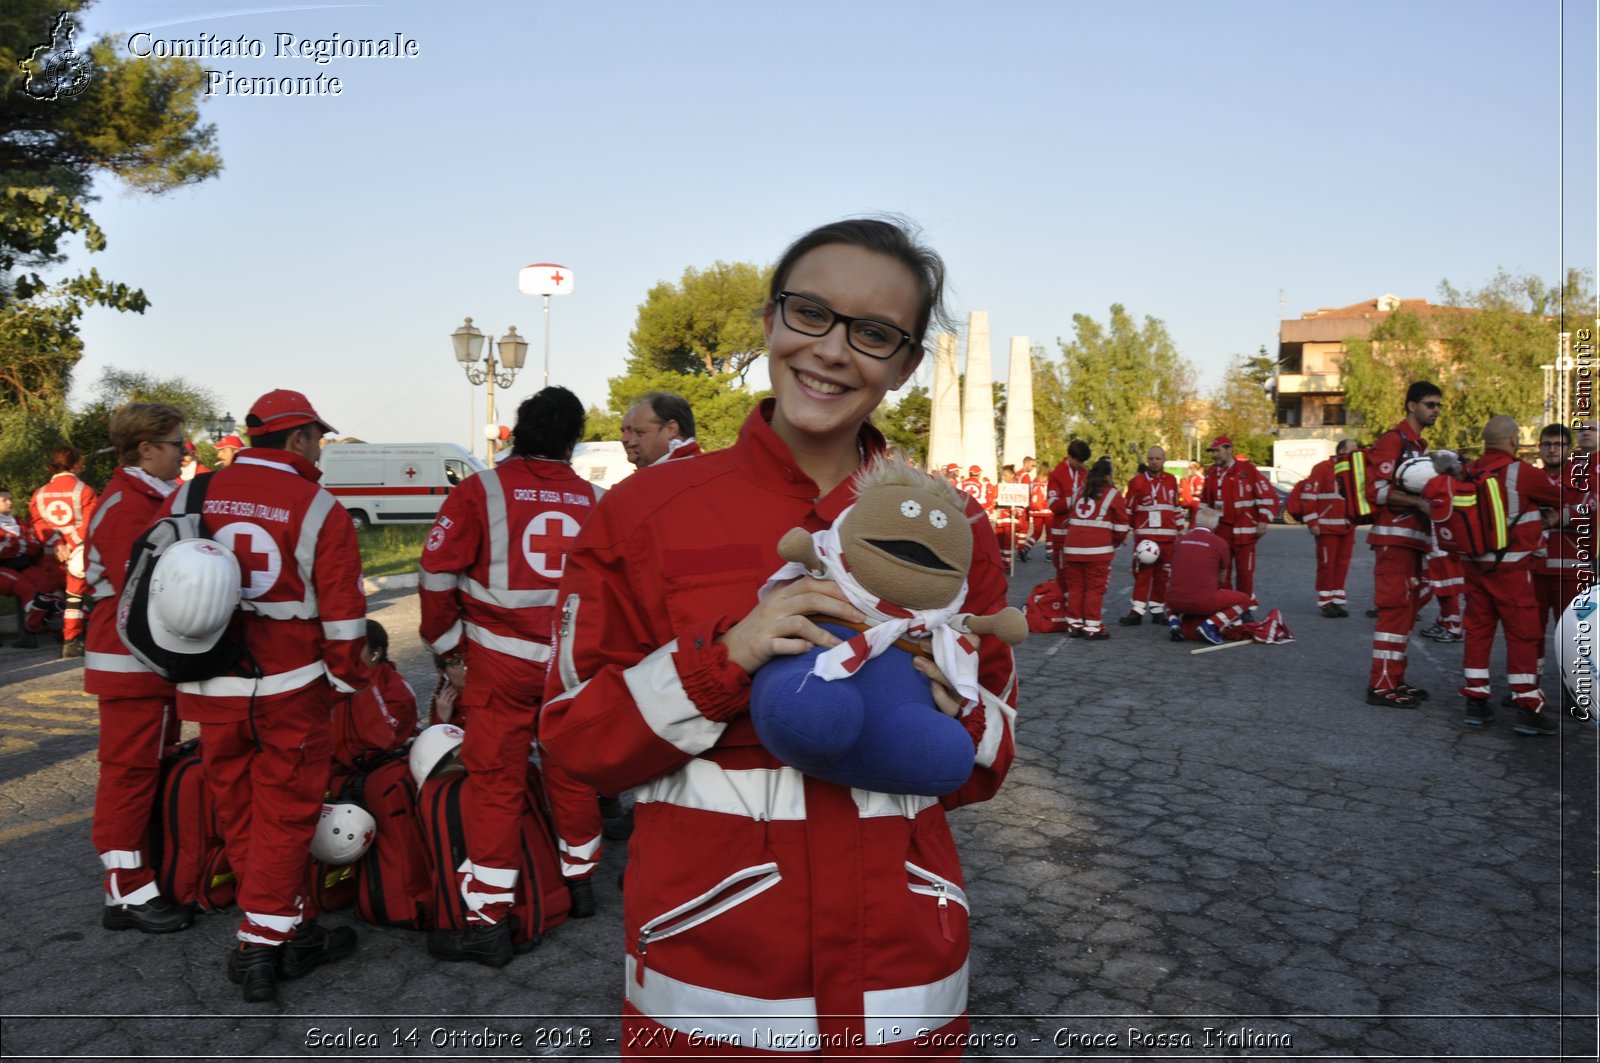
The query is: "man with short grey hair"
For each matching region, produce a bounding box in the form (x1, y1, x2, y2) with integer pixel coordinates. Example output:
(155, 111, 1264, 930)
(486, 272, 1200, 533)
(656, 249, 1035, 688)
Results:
(620, 392, 700, 468)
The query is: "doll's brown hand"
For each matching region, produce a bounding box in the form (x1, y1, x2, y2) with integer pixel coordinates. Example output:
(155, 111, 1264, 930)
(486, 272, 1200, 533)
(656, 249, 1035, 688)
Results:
(718, 577, 865, 674)
(913, 656, 963, 717)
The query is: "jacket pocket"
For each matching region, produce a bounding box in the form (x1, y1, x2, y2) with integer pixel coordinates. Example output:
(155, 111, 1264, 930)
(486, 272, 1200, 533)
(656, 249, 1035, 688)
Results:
(906, 860, 969, 942)
(634, 862, 781, 985)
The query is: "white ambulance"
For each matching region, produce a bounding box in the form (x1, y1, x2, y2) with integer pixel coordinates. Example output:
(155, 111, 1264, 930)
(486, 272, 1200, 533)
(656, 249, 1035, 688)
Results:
(319, 443, 487, 530)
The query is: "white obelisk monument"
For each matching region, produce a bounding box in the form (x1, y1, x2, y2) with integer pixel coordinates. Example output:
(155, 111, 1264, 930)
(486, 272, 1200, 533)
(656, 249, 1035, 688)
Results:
(1002, 336, 1036, 470)
(928, 332, 963, 474)
(960, 311, 996, 478)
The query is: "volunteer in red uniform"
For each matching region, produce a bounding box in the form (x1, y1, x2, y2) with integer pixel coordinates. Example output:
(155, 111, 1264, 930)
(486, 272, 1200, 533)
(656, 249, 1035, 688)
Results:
(0, 488, 60, 645)
(1119, 445, 1181, 624)
(213, 434, 245, 468)
(1165, 507, 1258, 643)
(1298, 439, 1356, 617)
(1179, 462, 1203, 528)
(1447, 416, 1565, 732)
(1026, 461, 1051, 559)
(82, 403, 192, 933)
(1047, 440, 1090, 579)
(31, 446, 99, 657)
(1362, 382, 1441, 708)
(1198, 436, 1276, 597)
(178, 441, 212, 482)
(1060, 457, 1130, 639)
(958, 464, 985, 503)
(541, 219, 1017, 1057)
(419, 386, 604, 966)
(621, 392, 702, 468)
(1417, 542, 1465, 643)
(991, 467, 1020, 566)
(159, 389, 370, 1002)
(1534, 423, 1589, 641)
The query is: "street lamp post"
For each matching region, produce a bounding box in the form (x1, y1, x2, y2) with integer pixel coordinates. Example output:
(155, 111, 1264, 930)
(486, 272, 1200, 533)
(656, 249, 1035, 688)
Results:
(206, 412, 235, 440)
(1181, 420, 1197, 464)
(452, 317, 529, 462)
(518, 263, 574, 389)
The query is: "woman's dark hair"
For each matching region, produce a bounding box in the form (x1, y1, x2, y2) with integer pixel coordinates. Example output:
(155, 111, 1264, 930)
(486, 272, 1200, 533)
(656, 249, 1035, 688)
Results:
(365, 619, 389, 664)
(769, 216, 950, 348)
(48, 447, 82, 473)
(512, 386, 585, 459)
(1082, 457, 1114, 501)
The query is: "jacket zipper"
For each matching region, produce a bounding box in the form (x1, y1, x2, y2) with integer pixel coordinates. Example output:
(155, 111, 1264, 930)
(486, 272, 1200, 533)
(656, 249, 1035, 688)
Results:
(906, 861, 969, 942)
(635, 863, 781, 986)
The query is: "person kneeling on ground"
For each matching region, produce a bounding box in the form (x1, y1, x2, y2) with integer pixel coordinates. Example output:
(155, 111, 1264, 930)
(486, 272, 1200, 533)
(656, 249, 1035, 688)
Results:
(1164, 507, 1258, 644)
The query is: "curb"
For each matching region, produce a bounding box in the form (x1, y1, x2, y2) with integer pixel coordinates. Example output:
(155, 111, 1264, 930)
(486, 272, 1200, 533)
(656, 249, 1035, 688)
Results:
(363, 571, 418, 596)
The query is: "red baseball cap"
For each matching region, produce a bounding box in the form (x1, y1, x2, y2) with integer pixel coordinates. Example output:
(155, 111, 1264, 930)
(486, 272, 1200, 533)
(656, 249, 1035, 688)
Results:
(968, 464, 982, 475)
(246, 389, 337, 436)
(1207, 435, 1233, 450)
(215, 435, 245, 450)
(944, 463, 960, 473)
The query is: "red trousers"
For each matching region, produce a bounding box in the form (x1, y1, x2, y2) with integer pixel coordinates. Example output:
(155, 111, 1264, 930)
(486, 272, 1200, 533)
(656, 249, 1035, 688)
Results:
(1061, 557, 1111, 633)
(460, 683, 600, 922)
(1314, 533, 1354, 607)
(1169, 590, 1256, 636)
(0, 564, 50, 632)
(1369, 546, 1425, 691)
(193, 687, 333, 944)
(1221, 530, 1259, 596)
(93, 695, 180, 902)
(1461, 565, 1543, 709)
(1129, 540, 1172, 613)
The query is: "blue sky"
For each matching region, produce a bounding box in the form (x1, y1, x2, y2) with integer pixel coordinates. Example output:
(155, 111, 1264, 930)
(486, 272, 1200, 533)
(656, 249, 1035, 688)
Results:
(62, 0, 1597, 449)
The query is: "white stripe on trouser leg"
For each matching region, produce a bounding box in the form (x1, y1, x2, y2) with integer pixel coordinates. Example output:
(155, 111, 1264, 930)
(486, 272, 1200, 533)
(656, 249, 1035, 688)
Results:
(239, 908, 302, 945)
(559, 834, 602, 879)
(1507, 674, 1539, 685)
(101, 849, 159, 904)
(461, 860, 518, 922)
(101, 849, 142, 870)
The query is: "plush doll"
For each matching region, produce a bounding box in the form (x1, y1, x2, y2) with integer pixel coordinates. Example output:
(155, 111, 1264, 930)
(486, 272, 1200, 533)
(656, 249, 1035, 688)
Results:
(750, 459, 1027, 796)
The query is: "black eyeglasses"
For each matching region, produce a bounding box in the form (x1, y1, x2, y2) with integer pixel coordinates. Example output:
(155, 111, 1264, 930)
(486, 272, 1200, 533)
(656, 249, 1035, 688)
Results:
(150, 439, 185, 448)
(775, 292, 915, 360)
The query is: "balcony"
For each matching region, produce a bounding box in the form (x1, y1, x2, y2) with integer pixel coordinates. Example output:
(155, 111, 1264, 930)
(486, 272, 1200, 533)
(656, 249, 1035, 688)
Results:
(1276, 372, 1343, 395)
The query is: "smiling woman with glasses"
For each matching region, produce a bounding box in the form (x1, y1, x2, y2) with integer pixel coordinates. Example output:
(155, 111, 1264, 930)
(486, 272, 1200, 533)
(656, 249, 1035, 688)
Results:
(541, 217, 1019, 1057)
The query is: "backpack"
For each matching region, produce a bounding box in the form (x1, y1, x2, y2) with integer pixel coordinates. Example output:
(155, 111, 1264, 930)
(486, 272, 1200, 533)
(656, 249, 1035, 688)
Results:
(418, 763, 570, 944)
(1426, 469, 1510, 565)
(148, 739, 236, 912)
(1024, 580, 1069, 633)
(331, 665, 416, 770)
(332, 752, 434, 929)
(1337, 450, 1375, 525)
(117, 475, 250, 682)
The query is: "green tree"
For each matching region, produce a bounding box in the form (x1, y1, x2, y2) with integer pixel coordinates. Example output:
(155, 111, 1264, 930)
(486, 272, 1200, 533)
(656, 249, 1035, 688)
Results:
(1, 0, 221, 490)
(1342, 269, 1595, 453)
(873, 385, 930, 464)
(627, 261, 773, 383)
(70, 368, 220, 485)
(1030, 344, 1070, 464)
(1057, 305, 1195, 469)
(1207, 354, 1277, 463)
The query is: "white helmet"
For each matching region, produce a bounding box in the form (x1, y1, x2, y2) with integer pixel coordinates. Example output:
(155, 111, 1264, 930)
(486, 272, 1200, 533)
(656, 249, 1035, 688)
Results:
(1395, 455, 1437, 495)
(310, 802, 376, 865)
(148, 539, 242, 653)
(410, 723, 466, 787)
(1134, 539, 1161, 566)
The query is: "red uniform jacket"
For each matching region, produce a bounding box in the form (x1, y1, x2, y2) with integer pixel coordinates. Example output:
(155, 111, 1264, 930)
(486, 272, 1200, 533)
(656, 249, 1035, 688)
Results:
(0, 511, 44, 565)
(1298, 457, 1351, 537)
(1179, 473, 1203, 510)
(539, 401, 1017, 1050)
(1125, 470, 1181, 543)
(1200, 458, 1276, 540)
(1455, 451, 1563, 570)
(1542, 456, 1594, 576)
(1061, 487, 1130, 559)
(83, 467, 179, 698)
(1364, 421, 1430, 551)
(156, 448, 370, 720)
(418, 456, 601, 690)
(31, 472, 99, 550)
(1165, 527, 1232, 613)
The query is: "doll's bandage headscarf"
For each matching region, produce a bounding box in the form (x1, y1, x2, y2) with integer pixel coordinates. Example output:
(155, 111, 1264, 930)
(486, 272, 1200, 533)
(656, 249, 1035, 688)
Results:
(759, 512, 981, 710)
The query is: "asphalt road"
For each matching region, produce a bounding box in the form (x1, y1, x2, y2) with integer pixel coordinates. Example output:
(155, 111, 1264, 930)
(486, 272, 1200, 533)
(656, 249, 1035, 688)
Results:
(0, 525, 1594, 1061)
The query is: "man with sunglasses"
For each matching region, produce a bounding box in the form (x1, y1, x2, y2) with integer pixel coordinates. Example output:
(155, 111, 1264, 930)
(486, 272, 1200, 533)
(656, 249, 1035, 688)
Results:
(1363, 381, 1442, 708)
